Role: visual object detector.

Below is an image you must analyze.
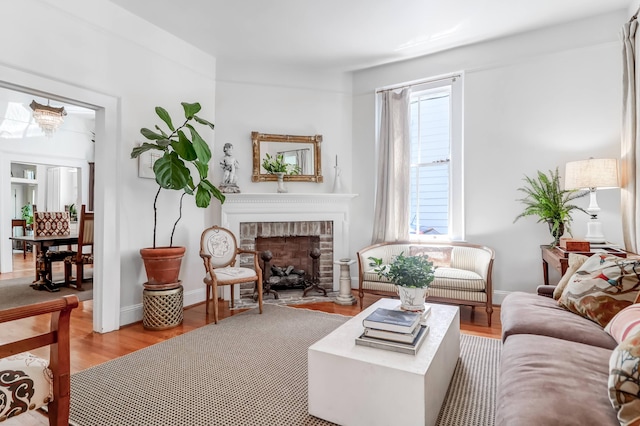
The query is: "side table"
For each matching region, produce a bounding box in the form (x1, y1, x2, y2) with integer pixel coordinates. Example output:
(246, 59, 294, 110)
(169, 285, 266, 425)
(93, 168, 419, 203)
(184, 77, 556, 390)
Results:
(540, 245, 629, 285)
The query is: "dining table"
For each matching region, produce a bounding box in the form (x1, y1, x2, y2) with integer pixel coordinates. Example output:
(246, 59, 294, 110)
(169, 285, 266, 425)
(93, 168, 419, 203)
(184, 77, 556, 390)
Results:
(9, 234, 78, 292)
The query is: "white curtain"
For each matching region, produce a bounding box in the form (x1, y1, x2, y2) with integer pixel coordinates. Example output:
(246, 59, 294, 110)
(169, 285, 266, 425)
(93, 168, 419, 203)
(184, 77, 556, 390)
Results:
(371, 88, 410, 243)
(622, 14, 640, 253)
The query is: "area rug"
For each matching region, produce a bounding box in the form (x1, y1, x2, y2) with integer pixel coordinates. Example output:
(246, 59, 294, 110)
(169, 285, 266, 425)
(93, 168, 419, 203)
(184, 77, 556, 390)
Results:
(68, 305, 500, 426)
(0, 275, 92, 309)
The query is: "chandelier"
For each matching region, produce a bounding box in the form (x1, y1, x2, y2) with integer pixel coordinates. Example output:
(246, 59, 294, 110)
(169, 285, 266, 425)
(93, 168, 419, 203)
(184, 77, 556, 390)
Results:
(30, 100, 67, 137)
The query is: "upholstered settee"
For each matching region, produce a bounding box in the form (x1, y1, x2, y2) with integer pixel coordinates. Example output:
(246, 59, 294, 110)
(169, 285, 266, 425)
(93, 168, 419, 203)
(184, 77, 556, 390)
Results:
(356, 242, 495, 325)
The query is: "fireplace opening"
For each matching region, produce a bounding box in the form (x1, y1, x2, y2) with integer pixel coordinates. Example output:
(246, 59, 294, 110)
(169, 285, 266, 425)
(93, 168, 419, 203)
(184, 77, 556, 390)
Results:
(238, 221, 334, 299)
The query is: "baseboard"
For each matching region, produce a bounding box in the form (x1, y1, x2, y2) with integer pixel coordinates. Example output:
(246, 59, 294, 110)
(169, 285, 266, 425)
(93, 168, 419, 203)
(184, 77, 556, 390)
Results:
(492, 290, 510, 306)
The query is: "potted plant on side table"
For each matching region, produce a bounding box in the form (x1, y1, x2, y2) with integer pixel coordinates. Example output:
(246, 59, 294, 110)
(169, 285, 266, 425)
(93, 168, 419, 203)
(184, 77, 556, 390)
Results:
(369, 252, 435, 312)
(130, 102, 225, 289)
(261, 153, 301, 193)
(513, 167, 588, 246)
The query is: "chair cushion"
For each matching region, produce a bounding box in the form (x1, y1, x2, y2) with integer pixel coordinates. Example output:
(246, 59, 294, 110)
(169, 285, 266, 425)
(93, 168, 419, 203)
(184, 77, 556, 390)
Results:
(0, 353, 53, 420)
(559, 254, 640, 328)
(63, 254, 94, 265)
(430, 267, 486, 291)
(206, 267, 257, 283)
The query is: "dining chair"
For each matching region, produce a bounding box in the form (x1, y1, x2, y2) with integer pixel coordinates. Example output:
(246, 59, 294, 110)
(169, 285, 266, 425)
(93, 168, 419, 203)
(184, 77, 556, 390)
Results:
(33, 207, 75, 282)
(64, 205, 94, 290)
(11, 218, 28, 258)
(0, 295, 79, 426)
(199, 225, 263, 324)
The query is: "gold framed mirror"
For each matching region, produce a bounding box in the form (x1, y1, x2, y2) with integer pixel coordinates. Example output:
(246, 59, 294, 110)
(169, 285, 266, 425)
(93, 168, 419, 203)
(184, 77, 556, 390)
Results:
(251, 131, 323, 182)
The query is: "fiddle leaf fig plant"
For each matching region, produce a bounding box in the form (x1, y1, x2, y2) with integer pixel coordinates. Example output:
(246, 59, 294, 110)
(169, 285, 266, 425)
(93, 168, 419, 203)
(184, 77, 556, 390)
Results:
(131, 102, 225, 248)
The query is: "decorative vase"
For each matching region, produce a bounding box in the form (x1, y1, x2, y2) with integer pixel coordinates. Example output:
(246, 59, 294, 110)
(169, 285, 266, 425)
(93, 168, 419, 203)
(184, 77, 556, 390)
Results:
(139, 246, 185, 289)
(396, 286, 428, 312)
(547, 221, 565, 246)
(275, 172, 287, 193)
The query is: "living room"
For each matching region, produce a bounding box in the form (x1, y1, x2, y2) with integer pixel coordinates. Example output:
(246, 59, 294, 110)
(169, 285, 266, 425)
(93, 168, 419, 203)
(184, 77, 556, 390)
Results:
(1, 0, 640, 425)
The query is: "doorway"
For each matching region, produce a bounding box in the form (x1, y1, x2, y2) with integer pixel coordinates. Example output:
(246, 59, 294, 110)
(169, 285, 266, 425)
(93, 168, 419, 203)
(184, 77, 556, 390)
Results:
(0, 64, 121, 333)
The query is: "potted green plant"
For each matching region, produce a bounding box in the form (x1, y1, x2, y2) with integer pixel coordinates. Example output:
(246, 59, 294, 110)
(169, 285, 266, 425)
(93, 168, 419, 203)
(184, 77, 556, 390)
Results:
(514, 167, 588, 246)
(130, 102, 225, 287)
(369, 252, 435, 311)
(21, 203, 33, 231)
(261, 153, 301, 193)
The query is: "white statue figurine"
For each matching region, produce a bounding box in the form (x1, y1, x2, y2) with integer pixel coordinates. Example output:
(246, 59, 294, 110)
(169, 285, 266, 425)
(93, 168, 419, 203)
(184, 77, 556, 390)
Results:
(220, 143, 241, 193)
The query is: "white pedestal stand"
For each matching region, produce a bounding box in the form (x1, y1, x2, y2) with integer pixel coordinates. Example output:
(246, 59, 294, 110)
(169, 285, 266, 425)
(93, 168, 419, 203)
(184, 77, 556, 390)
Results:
(334, 258, 356, 305)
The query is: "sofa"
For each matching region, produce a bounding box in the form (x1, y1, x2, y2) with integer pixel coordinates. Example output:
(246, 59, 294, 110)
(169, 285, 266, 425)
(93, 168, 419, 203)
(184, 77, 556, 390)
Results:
(357, 241, 495, 325)
(496, 251, 640, 425)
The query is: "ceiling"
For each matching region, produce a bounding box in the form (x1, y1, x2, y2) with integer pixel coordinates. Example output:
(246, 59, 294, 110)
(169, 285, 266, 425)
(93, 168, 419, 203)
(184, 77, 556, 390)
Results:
(109, 0, 634, 72)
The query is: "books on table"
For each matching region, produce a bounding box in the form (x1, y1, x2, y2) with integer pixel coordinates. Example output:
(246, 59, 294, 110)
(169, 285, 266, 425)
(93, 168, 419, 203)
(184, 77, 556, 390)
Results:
(357, 304, 432, 354)
(362, 307, 421, 333)
(356, 324, 430, 355)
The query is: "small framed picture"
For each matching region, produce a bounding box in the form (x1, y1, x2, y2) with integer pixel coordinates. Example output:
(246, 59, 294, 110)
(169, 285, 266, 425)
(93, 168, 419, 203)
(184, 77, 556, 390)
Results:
(137, 145, 162, 179)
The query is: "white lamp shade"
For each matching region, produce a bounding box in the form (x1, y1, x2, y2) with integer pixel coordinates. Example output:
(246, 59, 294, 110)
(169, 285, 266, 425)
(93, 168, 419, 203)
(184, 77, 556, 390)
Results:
(564, 158, 619, 190)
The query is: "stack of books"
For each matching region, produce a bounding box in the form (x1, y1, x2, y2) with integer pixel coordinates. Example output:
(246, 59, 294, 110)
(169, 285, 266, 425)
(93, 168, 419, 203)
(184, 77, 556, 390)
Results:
(355, 305, 431, 355)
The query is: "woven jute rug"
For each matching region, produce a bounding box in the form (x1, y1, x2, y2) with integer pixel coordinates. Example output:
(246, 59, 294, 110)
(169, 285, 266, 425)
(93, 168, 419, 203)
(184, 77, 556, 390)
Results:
(69, 305, 500, 426)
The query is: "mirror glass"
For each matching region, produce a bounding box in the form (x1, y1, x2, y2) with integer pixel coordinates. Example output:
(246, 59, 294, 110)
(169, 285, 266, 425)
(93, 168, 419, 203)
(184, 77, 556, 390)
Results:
(251, 132, 323, 182)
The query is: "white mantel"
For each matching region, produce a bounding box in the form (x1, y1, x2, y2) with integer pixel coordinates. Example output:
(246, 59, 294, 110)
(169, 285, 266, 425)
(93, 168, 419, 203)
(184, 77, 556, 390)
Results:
(220, 193, 358, 291)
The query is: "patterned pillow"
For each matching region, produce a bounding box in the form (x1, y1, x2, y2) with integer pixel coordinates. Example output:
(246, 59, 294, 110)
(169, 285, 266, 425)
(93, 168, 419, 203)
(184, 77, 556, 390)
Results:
(559, 254, 640, 327)
(553, 253, 588, 300)
(609, 330, 640, 425)
(606, 304, 640, 344)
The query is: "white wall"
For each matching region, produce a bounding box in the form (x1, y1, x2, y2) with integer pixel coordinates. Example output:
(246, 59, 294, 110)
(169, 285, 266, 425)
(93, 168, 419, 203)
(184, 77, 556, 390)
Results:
(352, 11, 628, 303)
(0, 0, 217, 329)
(214, 60, 353, 198)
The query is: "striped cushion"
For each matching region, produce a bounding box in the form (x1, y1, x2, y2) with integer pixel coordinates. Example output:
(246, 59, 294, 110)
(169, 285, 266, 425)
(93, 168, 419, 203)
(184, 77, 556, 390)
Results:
(0, 353, 52, 420)
(606, 304, 640, 344)
(429, 287, 487, 303)
(431, 267, 485, 291)
(363, 267, 485, 291)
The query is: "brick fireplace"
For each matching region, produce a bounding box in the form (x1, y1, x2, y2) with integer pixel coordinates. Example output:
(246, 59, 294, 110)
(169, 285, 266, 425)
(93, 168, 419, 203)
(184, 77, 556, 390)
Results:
(220, 193, 357, 301)
(239, 221, 334, 296)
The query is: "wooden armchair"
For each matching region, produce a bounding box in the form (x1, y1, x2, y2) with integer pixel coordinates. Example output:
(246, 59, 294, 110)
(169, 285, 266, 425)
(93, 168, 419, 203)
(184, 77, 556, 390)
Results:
(200, 225, 263, 324)
(0, 295, 79, 425)
(64, 205, 94, 290)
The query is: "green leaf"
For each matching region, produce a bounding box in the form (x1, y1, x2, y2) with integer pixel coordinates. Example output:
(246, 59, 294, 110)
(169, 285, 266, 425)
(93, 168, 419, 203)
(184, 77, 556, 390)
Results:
(195, 184, 212, 208)
(130, 143, 165, 158)
(154, 125, 168, 138)
(171, 131, 197, 161)
(186, 124, 211, 164)
(194, 160, 208, 179)
(156, 138, 172, 147)
(155, 107, 175, 131)
(140, 128, 164, 140)
(194, 115, 215, 130)
(153, 152, 190, 190)
(181, 102, 201, 119)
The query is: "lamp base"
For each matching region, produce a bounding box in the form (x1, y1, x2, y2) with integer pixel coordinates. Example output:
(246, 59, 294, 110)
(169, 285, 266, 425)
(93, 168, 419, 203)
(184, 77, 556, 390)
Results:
(584, 220, 606, 244)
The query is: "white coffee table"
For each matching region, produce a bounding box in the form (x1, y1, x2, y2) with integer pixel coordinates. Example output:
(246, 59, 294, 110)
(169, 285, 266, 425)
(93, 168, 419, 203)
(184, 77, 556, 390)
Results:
(308, 298, 460, 426)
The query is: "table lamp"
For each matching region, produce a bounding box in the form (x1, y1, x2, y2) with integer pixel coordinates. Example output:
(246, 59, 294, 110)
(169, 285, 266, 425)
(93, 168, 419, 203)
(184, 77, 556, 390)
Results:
(564, 158, 619, 244)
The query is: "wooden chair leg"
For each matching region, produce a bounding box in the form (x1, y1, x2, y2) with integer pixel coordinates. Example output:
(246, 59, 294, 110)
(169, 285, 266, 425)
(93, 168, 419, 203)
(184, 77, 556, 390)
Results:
(257, 280, 263, 314)
(213, 284, 219, 324)
(64, 262, 72, 285)
(75, 263, 83, 291)
(205, 284, 210, 314)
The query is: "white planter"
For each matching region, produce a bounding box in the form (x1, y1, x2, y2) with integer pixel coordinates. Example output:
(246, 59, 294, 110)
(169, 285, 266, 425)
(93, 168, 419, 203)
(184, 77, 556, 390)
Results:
(396, 286, 428, 312)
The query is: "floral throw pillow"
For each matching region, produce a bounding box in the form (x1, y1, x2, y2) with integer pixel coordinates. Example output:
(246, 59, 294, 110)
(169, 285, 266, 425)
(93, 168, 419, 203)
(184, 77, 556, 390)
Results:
(609, 330, 640, 425)
(559, 254, 640, 328)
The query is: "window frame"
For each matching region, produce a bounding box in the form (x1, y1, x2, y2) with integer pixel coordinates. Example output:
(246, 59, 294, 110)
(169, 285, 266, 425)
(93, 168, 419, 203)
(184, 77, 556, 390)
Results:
(408, 74, 464, 242)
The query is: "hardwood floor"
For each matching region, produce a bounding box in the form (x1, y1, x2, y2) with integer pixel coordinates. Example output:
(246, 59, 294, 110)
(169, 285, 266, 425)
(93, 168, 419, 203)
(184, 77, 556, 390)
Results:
(0, 252, 501, 425)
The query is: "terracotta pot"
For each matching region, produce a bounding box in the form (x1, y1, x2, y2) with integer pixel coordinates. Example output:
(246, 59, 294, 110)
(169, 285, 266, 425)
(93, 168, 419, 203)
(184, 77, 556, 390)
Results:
(139, 246, 185, 289)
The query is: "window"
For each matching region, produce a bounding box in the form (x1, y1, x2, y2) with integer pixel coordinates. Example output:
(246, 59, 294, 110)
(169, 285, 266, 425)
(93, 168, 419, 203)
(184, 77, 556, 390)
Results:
(408, 75, 463, 240)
